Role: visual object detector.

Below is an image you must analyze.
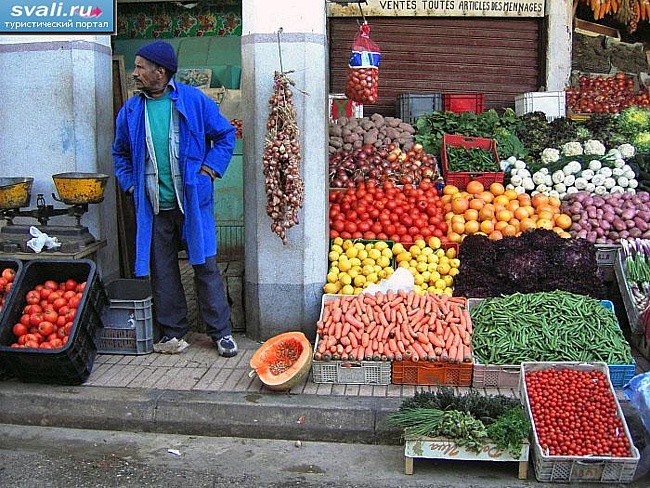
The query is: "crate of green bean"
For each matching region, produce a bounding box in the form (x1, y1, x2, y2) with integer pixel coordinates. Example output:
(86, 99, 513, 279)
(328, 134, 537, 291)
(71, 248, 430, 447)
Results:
(440, 134, 503, 191)
(468, 292, 635, 389)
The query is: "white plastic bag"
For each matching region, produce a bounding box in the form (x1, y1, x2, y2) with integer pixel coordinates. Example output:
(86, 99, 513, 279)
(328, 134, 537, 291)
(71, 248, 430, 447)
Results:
(362, 267, 414, 295)
(26, 226, 61, 253)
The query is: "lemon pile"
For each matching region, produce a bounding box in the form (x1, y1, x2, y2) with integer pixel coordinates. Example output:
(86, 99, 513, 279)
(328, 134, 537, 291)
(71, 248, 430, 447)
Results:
(392, 236, 460, 296)
(323, 238, 395, 295)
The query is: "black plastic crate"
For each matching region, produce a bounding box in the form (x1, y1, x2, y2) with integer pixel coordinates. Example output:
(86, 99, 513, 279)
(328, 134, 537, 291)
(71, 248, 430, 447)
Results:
(397, 93, 443, 125)
(0, 259, 107, 385)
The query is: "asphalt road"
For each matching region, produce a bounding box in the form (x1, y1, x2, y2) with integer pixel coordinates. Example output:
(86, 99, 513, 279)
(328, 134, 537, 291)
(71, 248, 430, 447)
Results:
(0, 424, 649, 488)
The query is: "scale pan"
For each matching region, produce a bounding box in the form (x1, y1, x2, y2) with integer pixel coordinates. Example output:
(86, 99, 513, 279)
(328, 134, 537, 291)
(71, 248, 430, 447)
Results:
(0, 177, 34, 210)
(52, 172, 109, 205)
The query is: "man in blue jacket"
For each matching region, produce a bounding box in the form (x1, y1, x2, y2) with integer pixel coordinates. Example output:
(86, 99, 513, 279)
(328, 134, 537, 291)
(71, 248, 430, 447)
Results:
(113, 41, 237, 357)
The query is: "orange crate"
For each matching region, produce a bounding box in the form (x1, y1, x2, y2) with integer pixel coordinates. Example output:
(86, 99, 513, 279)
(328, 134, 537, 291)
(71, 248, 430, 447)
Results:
(441, 134, 503, 191)
(443, 93, 484, 114)
(391, 359, 473, 386)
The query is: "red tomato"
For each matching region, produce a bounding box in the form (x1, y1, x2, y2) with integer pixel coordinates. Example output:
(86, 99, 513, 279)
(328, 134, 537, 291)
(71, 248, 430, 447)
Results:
(43, 280, 59, 291)
(39, 342, 54, 349)
(29, 312, 43, 327)
(42, 308, 58, 323)
(25, 290, 40, 305)
(47, 291, 63, 304)
(37, 321, 55, 337)
(24, 340, 40, 349)
(64, 279, 78, 292)
(39, 288, 53, 300)
(1, 268, 15, 281)
(64, 322, 74, 335)
(52, 297, 68, 311)
(56, 315, 66, 327)
(57, 327, 67, 339)
(68, 295, 81, 309)
(12, 322, 28, 337)
(24, 332, 42, 344)
(49, 338, 64, 349)
(19, 313, 31, 327)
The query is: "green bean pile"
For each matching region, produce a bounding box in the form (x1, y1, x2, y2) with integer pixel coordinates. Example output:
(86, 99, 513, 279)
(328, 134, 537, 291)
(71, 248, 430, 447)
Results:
(470, 290, 633, 365)
(446, 146, 498, 172)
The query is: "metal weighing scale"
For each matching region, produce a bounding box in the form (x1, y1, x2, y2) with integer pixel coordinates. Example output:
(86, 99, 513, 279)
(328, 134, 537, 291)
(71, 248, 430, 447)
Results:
(0, 173, 109, 254)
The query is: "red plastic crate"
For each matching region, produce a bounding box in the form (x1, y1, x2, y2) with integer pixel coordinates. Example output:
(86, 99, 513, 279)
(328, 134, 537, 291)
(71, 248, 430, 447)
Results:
(392, 359, 473, 386)
(443, 93, 484, 114)
(441, 134, 503, 191)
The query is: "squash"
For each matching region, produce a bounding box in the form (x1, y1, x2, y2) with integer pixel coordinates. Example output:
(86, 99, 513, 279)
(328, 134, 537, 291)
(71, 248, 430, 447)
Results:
(249, 331, 312, 391)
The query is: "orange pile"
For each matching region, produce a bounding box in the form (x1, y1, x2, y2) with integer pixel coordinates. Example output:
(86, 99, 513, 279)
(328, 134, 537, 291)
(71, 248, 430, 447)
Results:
(441, 181, 573, 243)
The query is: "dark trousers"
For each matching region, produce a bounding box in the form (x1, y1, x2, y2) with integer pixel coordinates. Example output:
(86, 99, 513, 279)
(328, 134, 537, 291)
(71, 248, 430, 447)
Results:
(150, 208, 231, 341)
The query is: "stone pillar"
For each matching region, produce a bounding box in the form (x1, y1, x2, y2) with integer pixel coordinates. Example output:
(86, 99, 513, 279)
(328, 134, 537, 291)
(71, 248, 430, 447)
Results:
(241, 0, 329, 341)
(545, 0, 573, 91)
(0, 35, 119, 281)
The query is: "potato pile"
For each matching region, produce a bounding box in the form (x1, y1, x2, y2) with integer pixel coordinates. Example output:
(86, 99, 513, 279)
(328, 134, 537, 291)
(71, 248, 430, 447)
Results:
(329, 113, 415, 155)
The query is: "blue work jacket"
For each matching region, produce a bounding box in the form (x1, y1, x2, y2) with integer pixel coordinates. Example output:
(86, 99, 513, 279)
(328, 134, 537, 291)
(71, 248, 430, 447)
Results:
(113, 81, 236, 277)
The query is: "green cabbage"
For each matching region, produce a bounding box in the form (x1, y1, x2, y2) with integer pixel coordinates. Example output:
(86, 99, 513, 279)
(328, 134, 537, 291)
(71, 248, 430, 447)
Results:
(633, 131, 650, 154)
(618, 106, 650, 140)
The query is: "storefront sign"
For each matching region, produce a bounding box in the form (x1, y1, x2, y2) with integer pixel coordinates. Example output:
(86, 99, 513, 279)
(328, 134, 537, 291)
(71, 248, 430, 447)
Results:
(327, 0, 545, 18)
(0, 0, 116, 33)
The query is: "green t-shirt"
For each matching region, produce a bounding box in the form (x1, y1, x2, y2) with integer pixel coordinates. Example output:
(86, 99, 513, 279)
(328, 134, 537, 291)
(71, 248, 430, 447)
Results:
(146, 93, 175, 209)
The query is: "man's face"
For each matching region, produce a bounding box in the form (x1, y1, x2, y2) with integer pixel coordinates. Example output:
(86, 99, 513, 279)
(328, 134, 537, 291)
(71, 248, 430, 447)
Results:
(132, 56, 167, 95)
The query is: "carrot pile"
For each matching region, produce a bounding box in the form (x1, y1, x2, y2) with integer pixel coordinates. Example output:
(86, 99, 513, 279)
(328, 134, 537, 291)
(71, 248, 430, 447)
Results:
(315, 290, 473, 363)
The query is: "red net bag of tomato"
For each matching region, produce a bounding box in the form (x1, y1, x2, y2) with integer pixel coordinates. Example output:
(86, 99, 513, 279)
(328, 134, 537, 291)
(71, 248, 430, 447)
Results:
(345, 23, 381, 105)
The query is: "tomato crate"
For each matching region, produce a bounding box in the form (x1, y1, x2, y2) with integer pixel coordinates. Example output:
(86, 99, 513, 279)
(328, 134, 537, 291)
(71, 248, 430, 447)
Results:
(391, 359, 473, 386)
(442, 93, 484, 114)
(97, 279, 154, 355)
(0, 258, 22, 323)
(441, 134, 503, 191)
(397, 93, 443, 125)
(0, 259, 107, 385)
(520, 362, 640, 483)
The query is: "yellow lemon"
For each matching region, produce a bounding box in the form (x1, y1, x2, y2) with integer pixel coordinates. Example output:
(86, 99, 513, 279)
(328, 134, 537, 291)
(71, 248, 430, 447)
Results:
(375, 241, 388, 251)
(339, 273, 352, 286)
(443, 275, 454, 287)
(446, 247, 457, 259)
(409, 245, 421, 256)
(435, 248, 446, 258)
(331, 244, 343, 254)
(416, 262, 428, 273)
(427, 262, 438, 274)
(414, 273, 424, 285)
(438, 255, 450, 267)
(328, 250, 340, 262)
(333, 236, 343, 247)
(340, 284, 354, 295)
(416, 254, 428, 263)
(437, 262, 451, 276)
(381, 248, 394, 259)
(338, 259, 351, 272)
(444, 287, 453, 296)
(415, 239, 427, 249)
(368, 248, 381, 261)
(345, 246, 358, 259)
(360, 257, 375, 267)
(430, 271, 441, 282)
(357, 249, 369, 261)
(392, 242, 406, 255)
(398, 260, 410, 269)
(421, 270, 431, 283)
(362, 264, 375, 276)
(376, 256, 391, 269)
(323, 282, 341, 294)
(366, 272, 379, 284)
(349, 257, 361, 267)
(427, 254, 439, 265)
(450, 258, 461, 269)
(434, 278, 447, 290)
(422, 247, 434, 256)
(353, 241, 365, 250)
(373, 264, 383, 274)
(347, 268, 359, 279)
(342, 239, 353, 250)
(396, 251, 411, 263)
(449, 267, 459, 277)
(428, 236, 442, 249)
(354, 275, 366, 287)
(326, 272, 338, 284)
(413, 284, 424, 295)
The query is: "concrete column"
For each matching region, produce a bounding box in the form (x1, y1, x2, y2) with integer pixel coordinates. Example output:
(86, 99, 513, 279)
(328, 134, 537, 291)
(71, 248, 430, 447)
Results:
(0, 35, 119, 281)
(241, 0, 329, 341)
(545, 0, 573, 91)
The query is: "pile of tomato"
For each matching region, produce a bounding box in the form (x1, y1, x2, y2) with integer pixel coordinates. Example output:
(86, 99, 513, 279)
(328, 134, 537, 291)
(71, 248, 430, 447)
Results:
(565, 72, 650, 114)
(9, 278, 86, 350)
(329, 179, 450, 246)
(525, 368, 632, 458)
(0, 267, 17, 312)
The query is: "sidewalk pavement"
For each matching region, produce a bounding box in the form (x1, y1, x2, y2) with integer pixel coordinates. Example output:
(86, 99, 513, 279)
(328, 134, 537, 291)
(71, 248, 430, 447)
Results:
(0, 261, 649, 483)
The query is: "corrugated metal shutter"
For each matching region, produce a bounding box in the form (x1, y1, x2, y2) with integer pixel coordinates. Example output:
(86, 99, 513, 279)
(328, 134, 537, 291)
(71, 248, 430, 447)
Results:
(329, 17, 543, 117)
